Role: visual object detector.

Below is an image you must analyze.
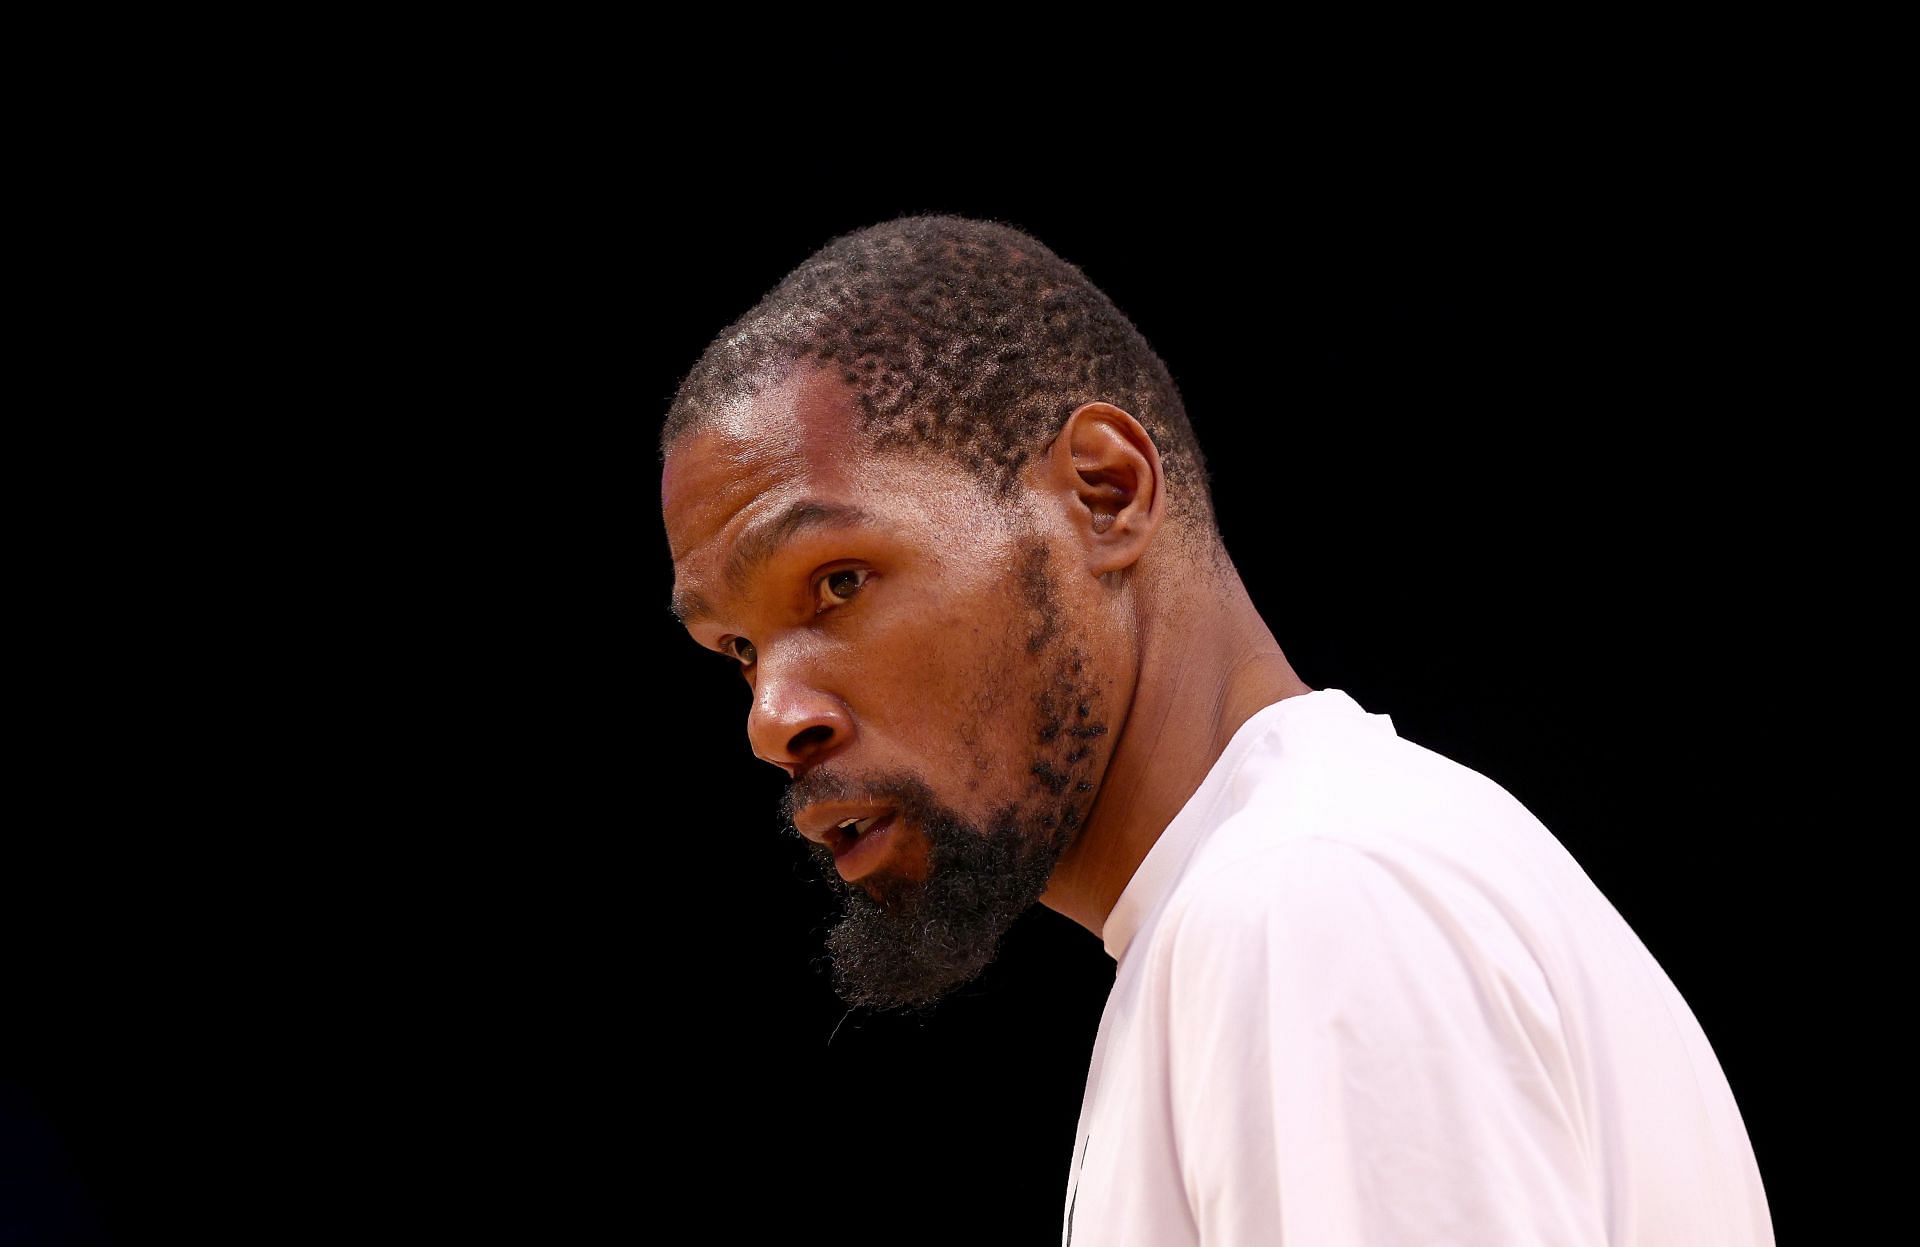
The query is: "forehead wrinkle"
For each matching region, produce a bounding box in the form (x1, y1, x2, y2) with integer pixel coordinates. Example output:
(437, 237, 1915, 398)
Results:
(671, 497, 879, 626)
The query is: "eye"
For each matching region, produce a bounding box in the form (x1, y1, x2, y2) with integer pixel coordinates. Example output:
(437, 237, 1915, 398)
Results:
(726, 637, 756, 666)
(817, 567, 870, 609)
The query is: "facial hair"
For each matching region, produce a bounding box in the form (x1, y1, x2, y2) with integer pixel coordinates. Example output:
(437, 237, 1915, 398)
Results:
(780, 762, 1071, 1014)
(776, 537, 1110, 1015)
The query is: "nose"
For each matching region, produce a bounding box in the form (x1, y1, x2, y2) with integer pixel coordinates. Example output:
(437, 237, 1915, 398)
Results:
(745, 654, 852, 779)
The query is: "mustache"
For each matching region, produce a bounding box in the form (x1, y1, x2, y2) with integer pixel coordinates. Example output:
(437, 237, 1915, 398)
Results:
(777, 768, 936, 830)
(778, 770, 880, 824)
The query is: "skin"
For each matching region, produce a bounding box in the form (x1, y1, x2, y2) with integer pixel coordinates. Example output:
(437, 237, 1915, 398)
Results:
(662, 363, 1312, 1011)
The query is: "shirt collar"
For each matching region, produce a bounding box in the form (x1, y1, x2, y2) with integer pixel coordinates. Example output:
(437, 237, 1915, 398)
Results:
(1098, 687, 1395, 963)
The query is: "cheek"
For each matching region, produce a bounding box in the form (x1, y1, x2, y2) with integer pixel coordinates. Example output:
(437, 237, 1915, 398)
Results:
(857, 592, 1036, 762)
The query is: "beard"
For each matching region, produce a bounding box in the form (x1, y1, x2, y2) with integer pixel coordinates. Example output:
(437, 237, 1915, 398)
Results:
(781, 765, 1075, 1014)
(777, 538, 1110, 1014)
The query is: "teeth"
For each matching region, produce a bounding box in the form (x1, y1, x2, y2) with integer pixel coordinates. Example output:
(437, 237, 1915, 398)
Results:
(838, 818, 859, 830)
(854, 815, 881, 835)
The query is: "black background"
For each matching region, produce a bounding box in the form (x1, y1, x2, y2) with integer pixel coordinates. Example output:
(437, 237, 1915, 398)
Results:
(4, 144, 1819, 1244)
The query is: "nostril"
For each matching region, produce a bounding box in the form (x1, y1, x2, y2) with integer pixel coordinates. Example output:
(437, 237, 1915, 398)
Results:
(788, 724, 834, 755)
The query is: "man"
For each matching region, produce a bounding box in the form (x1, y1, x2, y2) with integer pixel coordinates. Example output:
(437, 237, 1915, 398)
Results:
(659, 214, 1774, 1245)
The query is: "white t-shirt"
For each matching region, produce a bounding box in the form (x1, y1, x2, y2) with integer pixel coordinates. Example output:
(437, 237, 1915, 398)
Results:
(1061, 688, 1774, 1246)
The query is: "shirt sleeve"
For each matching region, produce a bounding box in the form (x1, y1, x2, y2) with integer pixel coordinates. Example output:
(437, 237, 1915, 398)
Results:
(1161, 834, 1609, 1247)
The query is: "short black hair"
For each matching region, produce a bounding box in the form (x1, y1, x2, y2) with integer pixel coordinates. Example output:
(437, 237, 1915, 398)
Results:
(660, 213, 1224, 557)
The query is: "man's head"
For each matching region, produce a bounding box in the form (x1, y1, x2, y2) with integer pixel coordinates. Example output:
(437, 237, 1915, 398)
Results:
(661, 215, 1227, 1013)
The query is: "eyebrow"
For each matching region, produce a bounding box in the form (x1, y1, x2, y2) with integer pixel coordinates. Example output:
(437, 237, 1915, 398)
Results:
(670, 498, 881, 626)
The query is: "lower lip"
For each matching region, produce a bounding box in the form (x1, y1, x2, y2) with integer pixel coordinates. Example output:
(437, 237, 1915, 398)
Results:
(833, 812, 900, 881)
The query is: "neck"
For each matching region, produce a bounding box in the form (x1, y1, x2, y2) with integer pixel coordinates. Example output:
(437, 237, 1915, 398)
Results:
(1037, 559, 1312, 939)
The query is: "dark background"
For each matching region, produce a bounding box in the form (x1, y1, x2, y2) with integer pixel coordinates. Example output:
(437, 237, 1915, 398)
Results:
(5, 151, 1817, 1243)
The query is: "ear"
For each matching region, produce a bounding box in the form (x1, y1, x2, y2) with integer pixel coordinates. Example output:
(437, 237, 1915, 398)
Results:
(1036, 402, 1164, 576)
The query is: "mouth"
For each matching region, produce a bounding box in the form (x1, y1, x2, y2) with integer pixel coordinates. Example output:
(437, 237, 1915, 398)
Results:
(831, 810, 900, 882)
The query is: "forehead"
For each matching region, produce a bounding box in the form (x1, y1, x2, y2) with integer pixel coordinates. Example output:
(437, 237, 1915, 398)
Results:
(661, 365, 872, 558)
(664, 366, 1021, 626)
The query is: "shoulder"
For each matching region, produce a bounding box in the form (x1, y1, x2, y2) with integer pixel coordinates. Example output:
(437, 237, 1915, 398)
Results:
(1156, 832, 1526, 1022)
(1156, 828, 1579, 1088)
(1163, 833, 1409, 949)
(1157, 836, 1410, 1007)
(1168, 728, 1585, 961)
